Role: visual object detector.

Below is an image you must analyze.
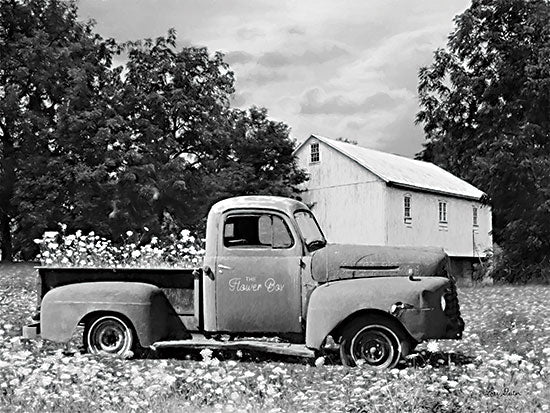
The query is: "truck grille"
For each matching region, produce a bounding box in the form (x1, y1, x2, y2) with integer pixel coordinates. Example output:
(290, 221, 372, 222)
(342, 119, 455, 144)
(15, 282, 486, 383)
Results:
(444, 279, 465, 339)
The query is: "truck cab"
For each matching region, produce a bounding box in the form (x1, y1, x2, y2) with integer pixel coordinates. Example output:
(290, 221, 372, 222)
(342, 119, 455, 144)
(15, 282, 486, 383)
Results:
(24, 195, 464, 368)
(201, 196, 324, 336)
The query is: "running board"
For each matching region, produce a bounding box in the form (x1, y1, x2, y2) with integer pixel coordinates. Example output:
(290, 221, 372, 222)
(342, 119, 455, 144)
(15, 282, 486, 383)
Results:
(151, 335, 315, 358)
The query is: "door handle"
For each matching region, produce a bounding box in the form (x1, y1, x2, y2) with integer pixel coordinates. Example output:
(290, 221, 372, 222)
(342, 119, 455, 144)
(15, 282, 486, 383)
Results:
(218, 264, 232, 270)
(203, 266, 215, 280)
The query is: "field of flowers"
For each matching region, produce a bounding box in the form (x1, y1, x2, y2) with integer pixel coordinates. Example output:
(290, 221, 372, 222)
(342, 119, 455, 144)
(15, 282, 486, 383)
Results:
(0, 262, 549, 412)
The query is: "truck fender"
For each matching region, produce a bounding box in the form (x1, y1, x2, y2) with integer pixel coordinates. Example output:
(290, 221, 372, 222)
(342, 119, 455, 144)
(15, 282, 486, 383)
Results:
(41, 282, 190, 346)
(305, 277, 449, 349)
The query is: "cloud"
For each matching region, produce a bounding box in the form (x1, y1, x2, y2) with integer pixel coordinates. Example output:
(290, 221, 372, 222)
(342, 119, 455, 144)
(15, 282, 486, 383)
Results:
(241, 70, 289, 85)
(223, 51, 254, 65)
(346, 120, 365, 131)
(258, 52, 291, 68)
(287, 26, 305, 36)
(333, 25, 452, 93)
(230, 92, 249, 108)
(257, 45, 349, 68)
(300, 89, 397, 115)
(236, 27, 264, 40)
(375, 113, 427, 157)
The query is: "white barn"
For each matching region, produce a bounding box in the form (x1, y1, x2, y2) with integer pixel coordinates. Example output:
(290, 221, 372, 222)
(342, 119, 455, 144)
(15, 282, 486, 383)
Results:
(294, 135, 492, 282)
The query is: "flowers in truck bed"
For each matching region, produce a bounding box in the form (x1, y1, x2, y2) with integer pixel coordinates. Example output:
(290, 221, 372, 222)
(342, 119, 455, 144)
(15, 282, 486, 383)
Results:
(34, 226, 205, 268)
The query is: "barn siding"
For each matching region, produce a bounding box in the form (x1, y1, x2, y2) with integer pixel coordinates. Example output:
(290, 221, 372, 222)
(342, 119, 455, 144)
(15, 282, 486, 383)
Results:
(385, 187, 492, 258)
(295, 139, 387, 245)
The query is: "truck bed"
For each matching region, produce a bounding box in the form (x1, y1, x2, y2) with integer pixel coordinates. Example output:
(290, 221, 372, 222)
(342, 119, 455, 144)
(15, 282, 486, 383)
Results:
(37, 266, 200, 318)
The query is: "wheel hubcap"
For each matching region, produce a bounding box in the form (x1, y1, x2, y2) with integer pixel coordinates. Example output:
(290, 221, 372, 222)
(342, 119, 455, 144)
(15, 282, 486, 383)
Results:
(98, 324, 124, 351)
(350, 325, 399, 368)
(88, 317, 132, 355)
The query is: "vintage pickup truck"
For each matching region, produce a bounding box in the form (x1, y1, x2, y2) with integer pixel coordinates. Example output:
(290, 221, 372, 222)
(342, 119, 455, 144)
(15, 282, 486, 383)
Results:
(23, 196, 464, 368)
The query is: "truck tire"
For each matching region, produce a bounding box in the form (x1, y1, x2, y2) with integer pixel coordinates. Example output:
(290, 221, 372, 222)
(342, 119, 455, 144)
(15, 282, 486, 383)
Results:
(339, 315, 405, 368)
(84, 315, 136, 356)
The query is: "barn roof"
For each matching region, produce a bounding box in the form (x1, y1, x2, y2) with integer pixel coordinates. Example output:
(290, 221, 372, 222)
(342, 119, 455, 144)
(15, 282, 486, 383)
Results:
(295, 135, 485, 201)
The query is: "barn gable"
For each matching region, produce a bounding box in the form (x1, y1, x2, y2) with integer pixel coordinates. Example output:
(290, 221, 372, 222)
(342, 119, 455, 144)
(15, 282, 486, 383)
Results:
(294, 136, 383, 189)
(294, 136, 389, 245)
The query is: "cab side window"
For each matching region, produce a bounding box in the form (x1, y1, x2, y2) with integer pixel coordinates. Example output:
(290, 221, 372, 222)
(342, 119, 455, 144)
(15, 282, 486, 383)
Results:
(223, 214, 293, 248)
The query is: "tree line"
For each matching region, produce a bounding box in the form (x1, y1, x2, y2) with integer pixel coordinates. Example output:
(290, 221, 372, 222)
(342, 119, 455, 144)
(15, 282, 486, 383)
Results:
(0, 0, 306, 260)
(416, 0, 550, 282)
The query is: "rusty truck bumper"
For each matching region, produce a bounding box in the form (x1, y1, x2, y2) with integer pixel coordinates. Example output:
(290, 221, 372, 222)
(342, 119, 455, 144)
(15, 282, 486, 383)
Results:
(392, 279, 464, 341)
(442, 280, 465, 339)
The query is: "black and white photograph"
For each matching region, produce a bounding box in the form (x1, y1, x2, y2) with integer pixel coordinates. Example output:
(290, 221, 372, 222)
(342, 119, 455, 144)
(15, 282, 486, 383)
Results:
(0, 0, 549, 411)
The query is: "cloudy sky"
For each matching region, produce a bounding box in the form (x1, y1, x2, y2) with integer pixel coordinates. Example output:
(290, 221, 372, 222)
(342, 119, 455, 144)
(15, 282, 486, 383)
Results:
(78, 0, 470, 157)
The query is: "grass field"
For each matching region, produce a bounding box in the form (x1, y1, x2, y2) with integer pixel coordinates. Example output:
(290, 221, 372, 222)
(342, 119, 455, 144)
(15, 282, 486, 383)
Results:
(0, 263, 549, 412)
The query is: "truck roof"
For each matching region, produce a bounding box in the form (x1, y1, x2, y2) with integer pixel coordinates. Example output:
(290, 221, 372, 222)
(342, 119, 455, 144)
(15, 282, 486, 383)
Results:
(210, 196, 308, 217)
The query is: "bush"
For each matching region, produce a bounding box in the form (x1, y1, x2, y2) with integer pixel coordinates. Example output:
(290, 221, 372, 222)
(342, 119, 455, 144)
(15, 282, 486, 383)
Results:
(474, 244, 550, 284)
(471, 245, 503, 284)
(492, 260, 550, 284)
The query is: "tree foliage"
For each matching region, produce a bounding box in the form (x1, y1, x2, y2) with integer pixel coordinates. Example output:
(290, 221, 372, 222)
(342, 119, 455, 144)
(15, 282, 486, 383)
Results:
(416, 0, 550, 282)
(0, 1, 307, 260)
(0, 0, 118, 259)
(102, 31, 237, 237)
(206, 106, 307, 201)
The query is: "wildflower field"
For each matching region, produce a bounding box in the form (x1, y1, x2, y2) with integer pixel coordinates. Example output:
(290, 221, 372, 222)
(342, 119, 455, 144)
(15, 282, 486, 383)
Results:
(0, 263, 549, 413)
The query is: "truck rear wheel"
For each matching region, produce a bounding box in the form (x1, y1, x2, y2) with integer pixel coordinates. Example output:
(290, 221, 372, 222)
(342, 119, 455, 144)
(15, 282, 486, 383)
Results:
(84, 315, 135, 356)
(339, 315, 404, 368)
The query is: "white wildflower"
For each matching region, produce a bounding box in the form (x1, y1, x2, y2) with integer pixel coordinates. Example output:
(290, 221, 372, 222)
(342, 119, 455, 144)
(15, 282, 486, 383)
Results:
(200, 348, 213, 362)
(506, 354, 523, 364)
(426, 340, 440, 352)
(314, 356, 325, 367)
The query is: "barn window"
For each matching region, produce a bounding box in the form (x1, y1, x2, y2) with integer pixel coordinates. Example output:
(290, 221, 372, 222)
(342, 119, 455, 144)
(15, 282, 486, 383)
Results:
(310, 142, 320, 163)
(438, 201, 447, 223)
(403, 195, 412, 224)
(473, 206, 479, 227)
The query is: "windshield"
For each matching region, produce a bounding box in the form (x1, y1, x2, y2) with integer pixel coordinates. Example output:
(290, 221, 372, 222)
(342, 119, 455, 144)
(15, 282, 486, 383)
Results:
(294, 210, 326, 251)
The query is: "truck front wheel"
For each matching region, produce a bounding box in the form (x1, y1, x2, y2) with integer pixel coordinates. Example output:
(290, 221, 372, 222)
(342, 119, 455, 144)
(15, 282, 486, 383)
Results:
(84, 315, 135, 356)
(339, 316, 404, 368)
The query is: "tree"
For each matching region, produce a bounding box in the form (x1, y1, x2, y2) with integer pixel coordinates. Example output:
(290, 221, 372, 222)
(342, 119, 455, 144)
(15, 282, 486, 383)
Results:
(1, 2, 307, 260)
(0, 0, 118, 260)
(205, 106, 308, 201)
(110, 34, 307, 235)
(336, 137, 357, 145)
(416, 0, 550, 281)
(90, 31, 235, 237)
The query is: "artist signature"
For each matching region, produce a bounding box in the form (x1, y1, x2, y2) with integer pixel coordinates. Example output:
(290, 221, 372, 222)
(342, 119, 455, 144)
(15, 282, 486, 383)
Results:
(482, 387, 520, 397)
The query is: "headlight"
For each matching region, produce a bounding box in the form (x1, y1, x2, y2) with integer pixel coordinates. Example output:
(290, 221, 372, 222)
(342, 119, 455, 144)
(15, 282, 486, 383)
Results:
(441, 295, 447, 311)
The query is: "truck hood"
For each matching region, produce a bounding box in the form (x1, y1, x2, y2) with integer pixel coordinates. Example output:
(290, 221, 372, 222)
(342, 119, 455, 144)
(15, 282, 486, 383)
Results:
(310, 244, 449, 283)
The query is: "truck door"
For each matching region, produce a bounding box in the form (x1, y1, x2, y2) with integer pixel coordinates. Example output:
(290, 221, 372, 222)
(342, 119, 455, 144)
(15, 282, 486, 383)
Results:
(214, 210, 302, 334)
